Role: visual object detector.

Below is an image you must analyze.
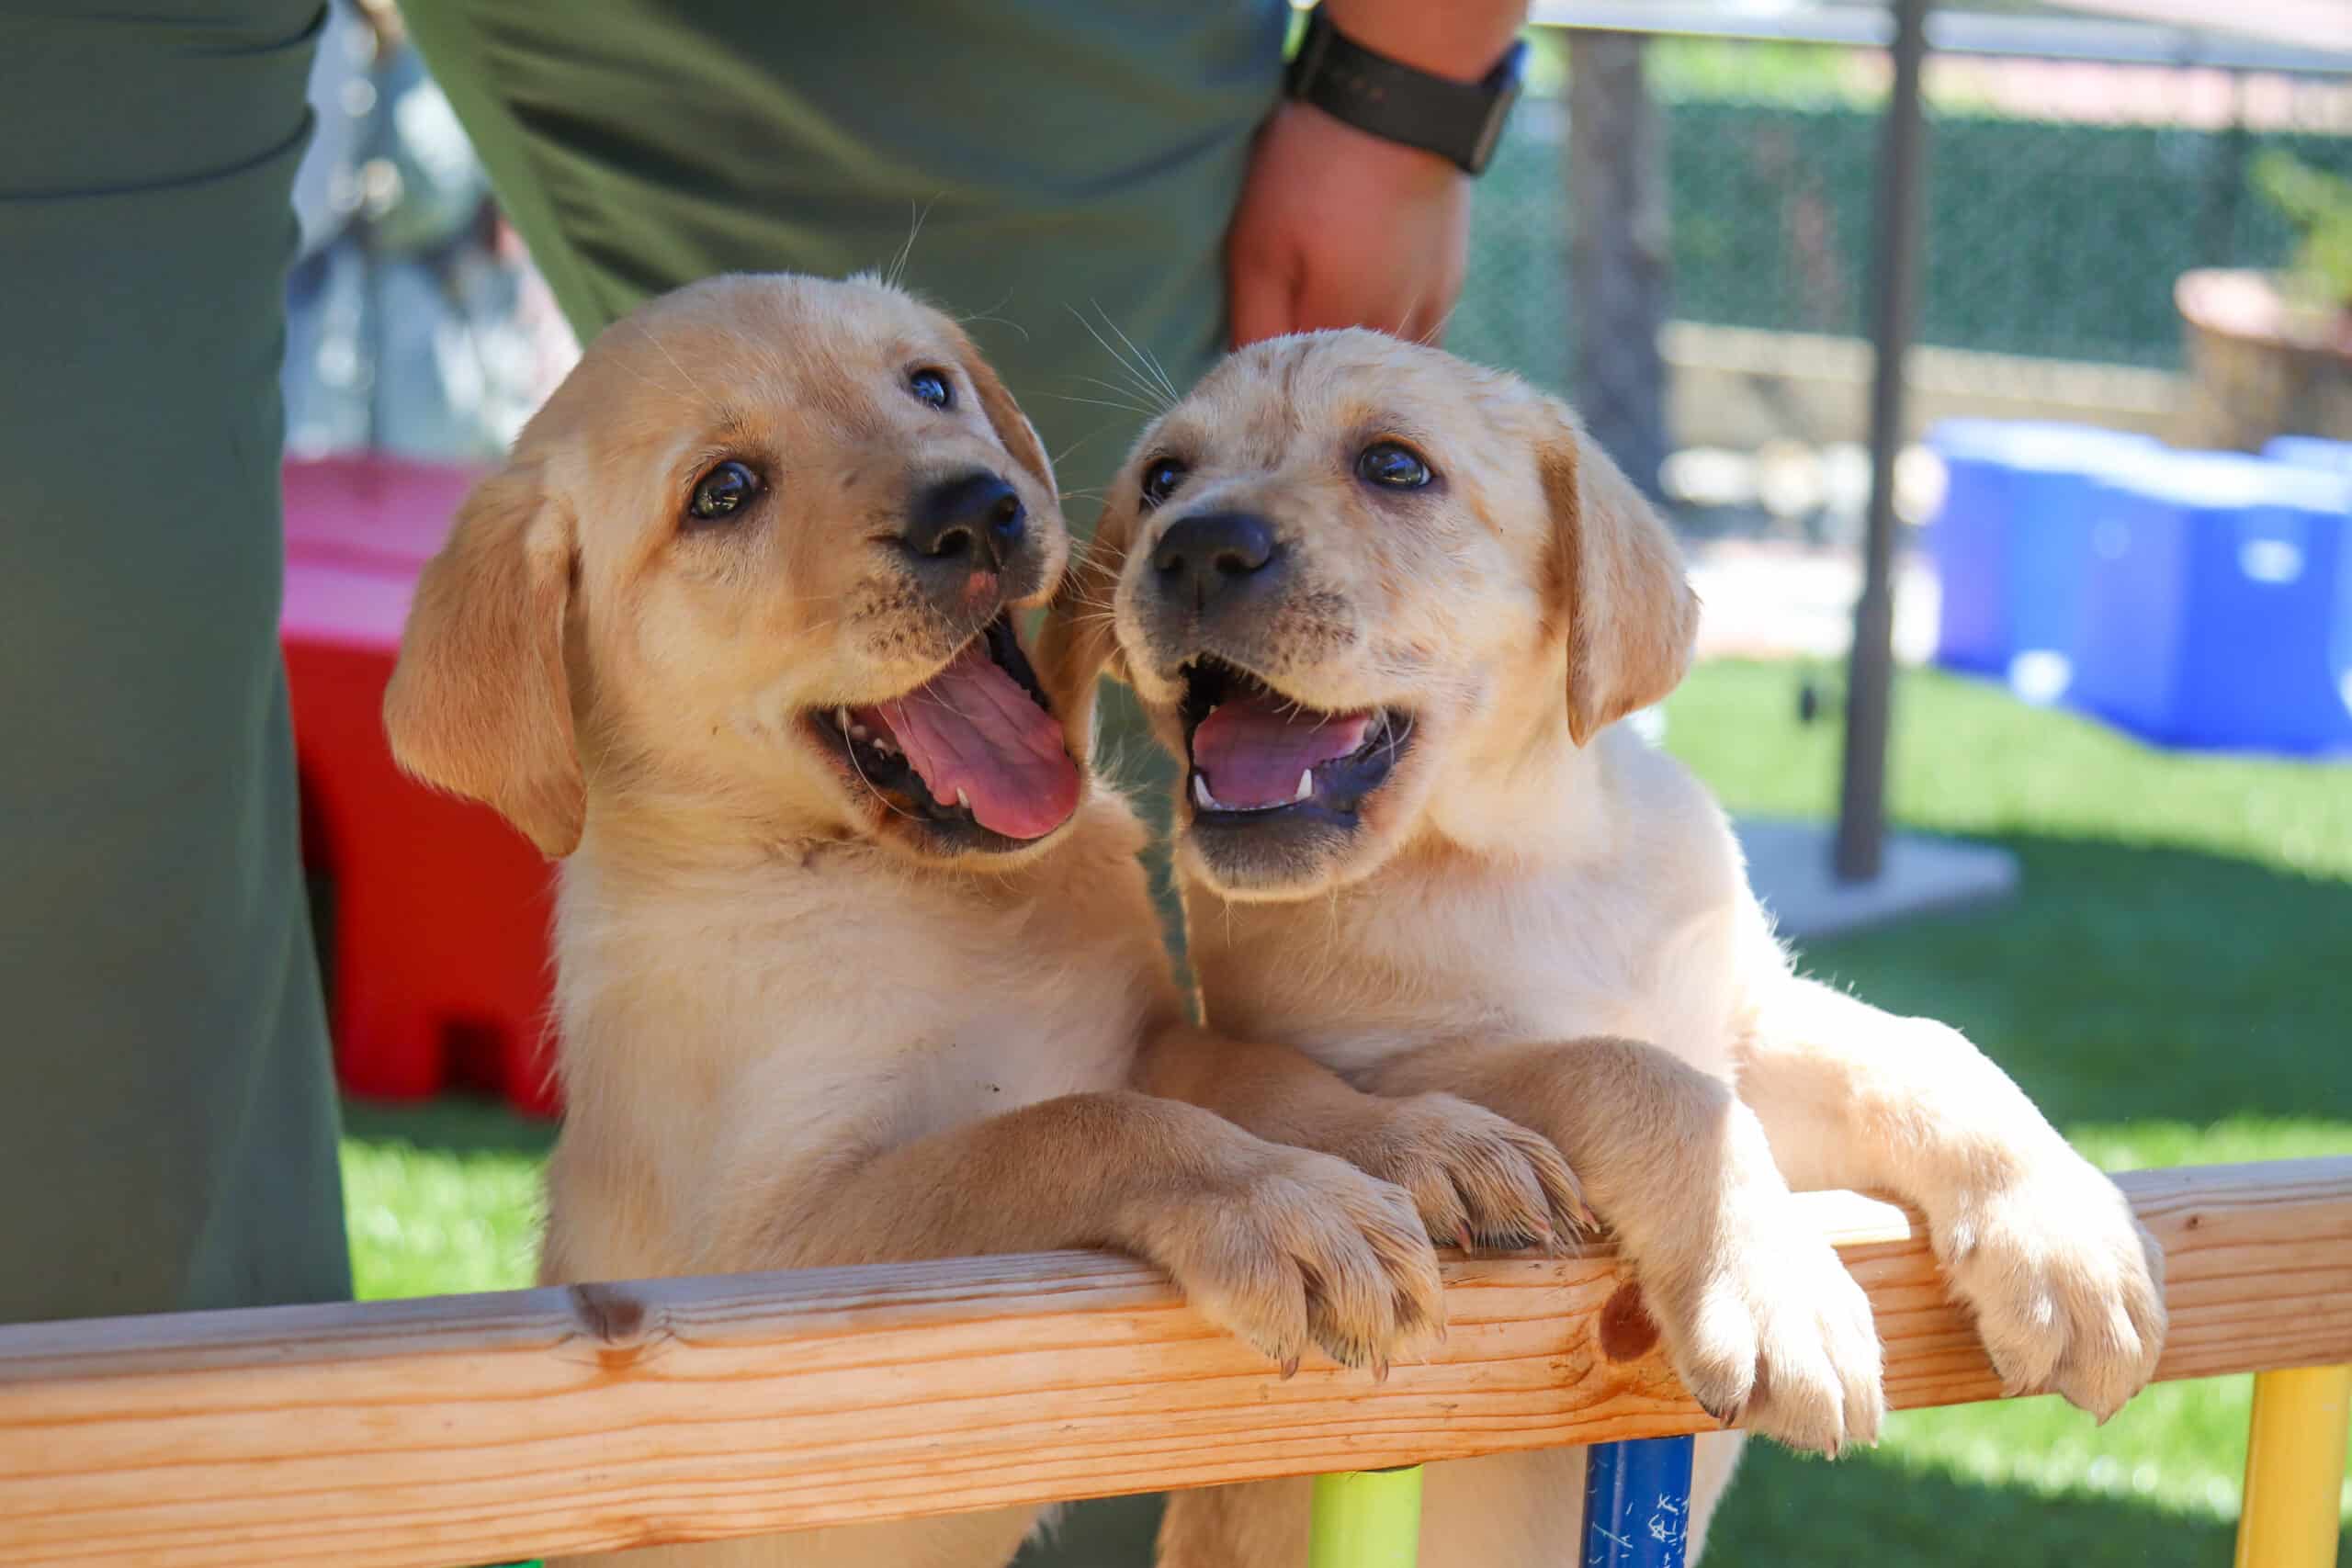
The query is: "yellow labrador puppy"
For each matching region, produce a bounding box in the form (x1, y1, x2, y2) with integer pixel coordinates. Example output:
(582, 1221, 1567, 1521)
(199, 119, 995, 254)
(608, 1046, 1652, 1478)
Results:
(1045, 330, 2167, 1566)
(386, 277, 1584, 1568)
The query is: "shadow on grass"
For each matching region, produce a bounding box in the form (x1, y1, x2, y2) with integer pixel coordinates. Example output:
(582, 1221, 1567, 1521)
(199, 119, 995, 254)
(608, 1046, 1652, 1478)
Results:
(339, 1094, 557, 1158)
(1712, 1443, 2271, 1567)
(1009, 1444, 2301, 1568)
(1787, 832, 2352, 1131)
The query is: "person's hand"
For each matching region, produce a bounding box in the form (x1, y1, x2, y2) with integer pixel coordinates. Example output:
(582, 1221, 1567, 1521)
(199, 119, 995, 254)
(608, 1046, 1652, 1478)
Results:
(1225, 99, 1471, 348)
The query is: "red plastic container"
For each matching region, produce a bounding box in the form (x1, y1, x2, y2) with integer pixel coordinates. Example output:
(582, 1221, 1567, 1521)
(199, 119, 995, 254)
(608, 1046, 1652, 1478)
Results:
(280, 455, 561, 1118)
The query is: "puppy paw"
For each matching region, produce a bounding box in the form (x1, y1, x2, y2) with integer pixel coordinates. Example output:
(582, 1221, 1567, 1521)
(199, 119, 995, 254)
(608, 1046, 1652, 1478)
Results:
(1935, 1149, 2166, 1421)
(1645, 1194, 1885, 1457)
(1139, 1146, 1444, 1377)
(1337, 1092, 1591, 1252)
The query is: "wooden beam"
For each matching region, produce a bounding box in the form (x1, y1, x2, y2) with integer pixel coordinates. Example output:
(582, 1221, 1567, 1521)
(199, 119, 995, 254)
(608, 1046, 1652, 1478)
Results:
(2, 1159, 2346, 1568)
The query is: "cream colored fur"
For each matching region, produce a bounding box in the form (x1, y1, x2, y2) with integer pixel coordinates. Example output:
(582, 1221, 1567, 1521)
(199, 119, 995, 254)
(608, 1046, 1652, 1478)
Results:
(1047, 330, 2168, 1568)
(385, 279, 1600, 1567)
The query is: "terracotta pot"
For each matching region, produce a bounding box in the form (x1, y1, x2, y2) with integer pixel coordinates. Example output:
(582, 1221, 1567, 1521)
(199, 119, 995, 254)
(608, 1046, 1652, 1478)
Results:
(2175, 268, 2352, 451)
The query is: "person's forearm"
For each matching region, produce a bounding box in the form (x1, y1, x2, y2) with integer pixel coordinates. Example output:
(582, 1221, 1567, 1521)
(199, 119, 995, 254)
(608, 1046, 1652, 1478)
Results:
(1322, 0, 1529, 82)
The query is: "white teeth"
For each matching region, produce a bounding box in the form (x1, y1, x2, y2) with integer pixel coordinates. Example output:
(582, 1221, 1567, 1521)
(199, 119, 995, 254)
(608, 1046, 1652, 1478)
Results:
(849, 724, 870, 742)
(1192, 771, 1310, 813)
(955, 787, 973, 810)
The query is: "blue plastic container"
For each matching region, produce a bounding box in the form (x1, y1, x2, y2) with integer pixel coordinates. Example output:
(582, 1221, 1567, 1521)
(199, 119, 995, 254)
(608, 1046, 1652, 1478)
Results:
(1928, 420, 2161, 702)
(2265, 434, 2352, 478)
(2072, 451, 2352, 756)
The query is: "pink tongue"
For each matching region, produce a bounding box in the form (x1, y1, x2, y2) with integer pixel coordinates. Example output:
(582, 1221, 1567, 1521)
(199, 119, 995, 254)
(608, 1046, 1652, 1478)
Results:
(875, 645, 1079, 840)
(1192, 694, 1374, 810)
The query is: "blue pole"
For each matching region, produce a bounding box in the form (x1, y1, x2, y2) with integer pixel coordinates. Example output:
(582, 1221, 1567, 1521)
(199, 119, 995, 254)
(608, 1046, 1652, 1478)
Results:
(1581, 1437, 1695, 1568)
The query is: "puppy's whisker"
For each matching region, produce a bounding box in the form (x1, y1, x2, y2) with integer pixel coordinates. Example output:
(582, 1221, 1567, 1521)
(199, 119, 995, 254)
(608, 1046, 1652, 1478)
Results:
(954, 288, 1021, 333)
(904, 687, 960, 716)
(605, 348, 690, 401)
(1398, 276, 1427, 340)
(1093, 357, 1168, 416)
(841, 726, 922, 825)
(1074, 374, 1169, 412)
(884, 196, 940, 292)
(1065, 304, 1171, 414)
(1416, 300, 1464, 349)
(1050, 430, 1108, 474)
(961, 312, 1032, 343)
(627, 317, 713, 404)
(1091, 301, 1181, 407)
(1075, 317, 1166, 411)
(1041, 391, 1159, 421)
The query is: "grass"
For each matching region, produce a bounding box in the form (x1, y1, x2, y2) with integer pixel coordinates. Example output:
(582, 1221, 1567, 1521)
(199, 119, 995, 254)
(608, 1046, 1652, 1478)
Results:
(1670, 661, 2352, 1562)
(338, 659, 2352, 1563)
(339, 1099, 549, 1302)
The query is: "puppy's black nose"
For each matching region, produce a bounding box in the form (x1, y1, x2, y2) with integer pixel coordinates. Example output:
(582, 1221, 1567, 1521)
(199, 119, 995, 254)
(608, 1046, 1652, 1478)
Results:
(1152, 512, 1278, 613)
(905, 470, 1026, 571)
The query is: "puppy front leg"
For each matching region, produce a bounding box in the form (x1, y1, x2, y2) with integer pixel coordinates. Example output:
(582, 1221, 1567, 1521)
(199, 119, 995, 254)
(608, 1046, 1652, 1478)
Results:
(1361, 1036, 1885, 1455)
(1737, 976, 2165, 1419)
(744, 1090, 1442, 1376)
(1140, 1021, 1590, 1250)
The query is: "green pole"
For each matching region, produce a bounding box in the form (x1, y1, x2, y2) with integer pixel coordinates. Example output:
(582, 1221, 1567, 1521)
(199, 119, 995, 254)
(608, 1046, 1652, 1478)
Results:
(1307, 1465, 1424, 1568)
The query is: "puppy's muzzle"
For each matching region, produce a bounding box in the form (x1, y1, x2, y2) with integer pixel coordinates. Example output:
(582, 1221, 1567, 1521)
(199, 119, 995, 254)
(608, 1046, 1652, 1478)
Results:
(902, 469, 1030, 575)
(1151, 511, 1283, 619)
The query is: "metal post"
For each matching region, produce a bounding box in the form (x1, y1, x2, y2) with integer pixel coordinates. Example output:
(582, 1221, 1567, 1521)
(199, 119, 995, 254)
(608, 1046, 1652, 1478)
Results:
(2234, 1365, 2352, 1568)
(1307, 1465, 1424, 1568)
(1832, 0, 1933, 884)
(1581, 1437, 1695, 1568)
(1568, 28, 1673, 500)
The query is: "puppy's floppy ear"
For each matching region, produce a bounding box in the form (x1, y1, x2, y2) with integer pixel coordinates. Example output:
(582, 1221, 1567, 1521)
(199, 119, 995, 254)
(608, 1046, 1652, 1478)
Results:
(383, 461, 585, 857)
(1536, 403, 1700, 745)
(952, 332, 1057, 501)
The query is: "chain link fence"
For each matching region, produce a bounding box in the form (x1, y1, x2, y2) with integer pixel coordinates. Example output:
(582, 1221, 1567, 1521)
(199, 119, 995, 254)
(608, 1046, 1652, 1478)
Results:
(1450, 34, 2352, 397)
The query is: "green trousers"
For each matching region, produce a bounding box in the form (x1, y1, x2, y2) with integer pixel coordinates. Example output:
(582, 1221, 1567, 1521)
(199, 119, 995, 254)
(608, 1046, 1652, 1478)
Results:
(0, 0, 350, 1325)
(1, 0, 1270, 1404)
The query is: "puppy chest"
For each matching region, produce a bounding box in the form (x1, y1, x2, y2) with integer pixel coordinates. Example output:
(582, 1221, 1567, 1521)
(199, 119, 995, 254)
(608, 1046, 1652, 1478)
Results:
(888, 1022, 1128, 1138)
(847, 973, 1151, 1148)
(1228, 894, 1747, 1082)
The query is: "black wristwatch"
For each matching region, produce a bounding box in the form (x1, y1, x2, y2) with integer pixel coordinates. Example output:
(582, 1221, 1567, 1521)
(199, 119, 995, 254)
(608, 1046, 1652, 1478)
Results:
(1284, 6, 1529, 177)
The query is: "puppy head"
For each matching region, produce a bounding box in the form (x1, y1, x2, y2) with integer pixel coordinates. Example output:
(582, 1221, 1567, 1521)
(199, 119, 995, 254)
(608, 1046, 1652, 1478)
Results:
(1052, 330, 1695, 900)
(385, 273, 1086, 866)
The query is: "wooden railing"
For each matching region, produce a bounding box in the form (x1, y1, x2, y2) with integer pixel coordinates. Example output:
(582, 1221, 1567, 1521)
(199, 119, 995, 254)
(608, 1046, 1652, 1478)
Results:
(1, 1158, 2347, 1568)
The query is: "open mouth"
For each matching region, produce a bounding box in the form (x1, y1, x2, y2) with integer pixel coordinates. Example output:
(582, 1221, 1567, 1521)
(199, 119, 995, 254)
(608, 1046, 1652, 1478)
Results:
(812, 615, 1080, 846)
(1179, 656, 1412, 827)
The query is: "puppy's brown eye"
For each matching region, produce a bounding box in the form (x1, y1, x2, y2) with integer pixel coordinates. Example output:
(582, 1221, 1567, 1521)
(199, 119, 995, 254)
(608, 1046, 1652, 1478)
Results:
(908, 367, 953, 410)
(689, 460, 762, 522)
(1357, 442, 1433, 490)
(1140, 457, 1187, 509)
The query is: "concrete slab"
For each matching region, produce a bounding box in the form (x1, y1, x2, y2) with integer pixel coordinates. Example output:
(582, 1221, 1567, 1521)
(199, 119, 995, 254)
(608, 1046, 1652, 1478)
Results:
(1734, 816, 2020, 943)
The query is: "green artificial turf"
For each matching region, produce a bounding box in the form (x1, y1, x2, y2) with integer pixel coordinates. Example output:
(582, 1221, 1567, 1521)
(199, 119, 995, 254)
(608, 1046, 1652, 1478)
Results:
(339, 659, 2352, 1562)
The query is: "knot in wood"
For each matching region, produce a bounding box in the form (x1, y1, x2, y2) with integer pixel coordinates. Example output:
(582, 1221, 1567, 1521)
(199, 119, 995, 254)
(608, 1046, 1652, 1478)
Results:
(1597, 1280, 1660, 1362)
